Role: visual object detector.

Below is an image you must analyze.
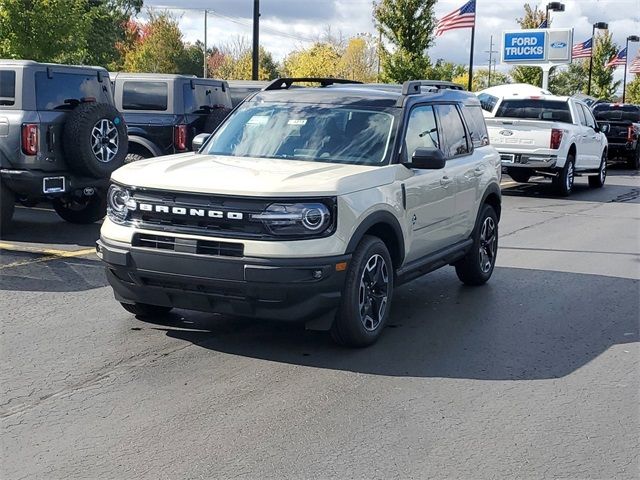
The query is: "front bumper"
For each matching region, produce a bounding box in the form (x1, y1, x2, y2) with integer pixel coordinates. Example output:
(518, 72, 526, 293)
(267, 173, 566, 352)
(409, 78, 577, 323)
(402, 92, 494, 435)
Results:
(1, 169, 109, 199)
(97, 237, 350, 321)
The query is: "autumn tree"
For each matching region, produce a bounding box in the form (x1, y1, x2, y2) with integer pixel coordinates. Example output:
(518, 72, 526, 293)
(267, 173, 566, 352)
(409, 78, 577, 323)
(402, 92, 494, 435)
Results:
(283, 43, 341, 78)
(208, 38, 278, 80)
(337, 36, 378, 82)
(373, 0, 437, 82)
(453, 68, 510, 91)
(509, 3, 550, 87)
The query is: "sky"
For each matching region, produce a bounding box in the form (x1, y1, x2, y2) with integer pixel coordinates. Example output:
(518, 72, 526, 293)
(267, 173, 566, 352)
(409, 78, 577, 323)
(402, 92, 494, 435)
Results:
(145, 0, 640, 84)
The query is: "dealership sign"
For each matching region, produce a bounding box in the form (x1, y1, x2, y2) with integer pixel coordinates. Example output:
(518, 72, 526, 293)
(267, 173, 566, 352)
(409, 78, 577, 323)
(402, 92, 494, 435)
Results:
(502, 28, 573, 65)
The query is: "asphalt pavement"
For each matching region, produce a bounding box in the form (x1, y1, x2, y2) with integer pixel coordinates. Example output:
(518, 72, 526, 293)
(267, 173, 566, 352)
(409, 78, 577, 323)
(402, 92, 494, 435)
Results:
(1, 168, 639, 479)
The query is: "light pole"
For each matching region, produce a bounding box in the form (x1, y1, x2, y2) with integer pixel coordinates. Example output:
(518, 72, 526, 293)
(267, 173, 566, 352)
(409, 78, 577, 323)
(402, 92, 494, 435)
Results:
(623, 35, 640, 103)
(545, 2, 565, 27)
(203, 10, 208, 78)
(588, 22, 609, 96)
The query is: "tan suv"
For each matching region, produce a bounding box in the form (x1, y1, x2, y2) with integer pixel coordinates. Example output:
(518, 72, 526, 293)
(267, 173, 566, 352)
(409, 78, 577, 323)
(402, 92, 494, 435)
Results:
(97, 78, 502, 347)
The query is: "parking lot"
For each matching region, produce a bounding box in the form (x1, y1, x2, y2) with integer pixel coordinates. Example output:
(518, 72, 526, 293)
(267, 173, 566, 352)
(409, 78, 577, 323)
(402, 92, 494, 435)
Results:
(1, 169, 639, 479)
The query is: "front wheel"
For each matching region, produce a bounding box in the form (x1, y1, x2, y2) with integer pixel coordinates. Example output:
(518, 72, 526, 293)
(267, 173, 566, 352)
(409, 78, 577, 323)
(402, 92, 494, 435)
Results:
(52, 192, 107, 224)
(455, 204, 498, 286)
(588, 152, 607, 188)
(331, 236, 394, 348)
(552, 155, 575, 196)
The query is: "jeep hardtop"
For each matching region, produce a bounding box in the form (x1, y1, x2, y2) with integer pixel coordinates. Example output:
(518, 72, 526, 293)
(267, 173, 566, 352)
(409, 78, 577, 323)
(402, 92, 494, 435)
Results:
(97, 78, 502, 347)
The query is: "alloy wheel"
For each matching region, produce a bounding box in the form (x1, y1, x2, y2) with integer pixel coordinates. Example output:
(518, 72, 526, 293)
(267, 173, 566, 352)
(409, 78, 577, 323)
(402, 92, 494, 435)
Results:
(358, 254, 389, 331)
(91, 119, 119, 163)
(479, 216, 497, 273)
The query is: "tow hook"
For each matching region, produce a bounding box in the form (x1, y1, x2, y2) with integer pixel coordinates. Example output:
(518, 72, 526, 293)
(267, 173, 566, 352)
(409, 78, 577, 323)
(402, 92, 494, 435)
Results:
(83, 187, 95, 196)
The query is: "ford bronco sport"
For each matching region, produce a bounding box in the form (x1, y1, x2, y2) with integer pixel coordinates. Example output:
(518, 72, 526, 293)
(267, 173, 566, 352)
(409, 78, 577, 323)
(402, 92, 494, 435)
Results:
(97, 78, 502, 347)
(0, 60, 128, 231)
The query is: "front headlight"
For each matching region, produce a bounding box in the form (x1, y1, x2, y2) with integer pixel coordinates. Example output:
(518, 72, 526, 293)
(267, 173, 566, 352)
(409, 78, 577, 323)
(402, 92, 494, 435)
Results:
(252, 202, 333, 237)
(107, 184, 136, 223)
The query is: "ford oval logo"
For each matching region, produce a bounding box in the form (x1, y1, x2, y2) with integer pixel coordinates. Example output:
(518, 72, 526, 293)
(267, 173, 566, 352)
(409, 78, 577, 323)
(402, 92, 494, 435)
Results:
(499, 130, 513, 136)
(551, 42, 567, 48)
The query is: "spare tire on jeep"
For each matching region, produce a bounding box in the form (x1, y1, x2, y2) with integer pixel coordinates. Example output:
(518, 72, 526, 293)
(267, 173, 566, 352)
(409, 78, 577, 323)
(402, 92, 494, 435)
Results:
(203, 107, 232, 133)
(63, 102, 128, 178)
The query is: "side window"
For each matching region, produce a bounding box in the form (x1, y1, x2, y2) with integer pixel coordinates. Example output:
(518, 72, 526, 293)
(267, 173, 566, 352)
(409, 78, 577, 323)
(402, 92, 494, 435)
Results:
(582, 105, 596, 129)
(122, 81, 168, 111)
(477, 93, 498, 112)
(575, 103, 587, 125)
(434, 104, 470, 158)
(403, 105, 440, 162)
(462, 105, 489, 148)
(0, 70, 16, 106)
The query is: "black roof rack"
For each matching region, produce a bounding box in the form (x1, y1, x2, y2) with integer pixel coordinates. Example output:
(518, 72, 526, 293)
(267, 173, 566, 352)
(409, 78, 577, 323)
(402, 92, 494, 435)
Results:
(401, 80, 465, 95)
(263, 77, 362, 91)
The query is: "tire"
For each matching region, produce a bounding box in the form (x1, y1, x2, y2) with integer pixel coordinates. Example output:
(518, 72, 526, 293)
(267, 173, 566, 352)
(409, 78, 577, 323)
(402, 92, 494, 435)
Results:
(0, 182, 15, 234)
(63, 102, 128, 178)
(628, 146, 640, 170)
(455, 204, 498, 286)
(330, 236, 394, 348)
(125, 153, 149, 164)
(52, 192, 107, 224)
(552, 154, 575, 197)
(588, 152, 607, 188)
(203, 107, 232, 133)
(121, 302, 173, 317)
(507, 169, 531, 183)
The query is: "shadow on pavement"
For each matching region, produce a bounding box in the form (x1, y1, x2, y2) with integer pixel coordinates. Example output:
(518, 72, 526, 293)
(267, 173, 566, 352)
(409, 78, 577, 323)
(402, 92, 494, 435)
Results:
(502, 179, 639, 204)
(138, 266, 639, 381)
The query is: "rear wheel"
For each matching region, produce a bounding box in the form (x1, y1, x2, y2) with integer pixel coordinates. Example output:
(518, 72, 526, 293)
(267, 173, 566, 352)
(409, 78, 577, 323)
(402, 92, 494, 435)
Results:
(52, 192, 106, 224)
(552, 154, 575, 196)
(0, 182, 15, 234)
(507, 169, 531, 183)
(588, 152, 607, 188)
(455, 204, 498, 286)
(331, 236, 393, 348)
(121, 302, 173, 317)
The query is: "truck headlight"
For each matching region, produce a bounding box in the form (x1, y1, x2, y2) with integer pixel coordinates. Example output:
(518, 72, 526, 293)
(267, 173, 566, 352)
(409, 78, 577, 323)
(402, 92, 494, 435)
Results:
(252, 202, 333, 237)
(107, 184, 135, 223)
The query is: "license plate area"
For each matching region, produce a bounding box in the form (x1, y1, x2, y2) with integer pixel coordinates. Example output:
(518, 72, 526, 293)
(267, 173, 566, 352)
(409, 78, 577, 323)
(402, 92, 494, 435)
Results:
(500, 154, 515, 164)
(43, 176, 65, 194)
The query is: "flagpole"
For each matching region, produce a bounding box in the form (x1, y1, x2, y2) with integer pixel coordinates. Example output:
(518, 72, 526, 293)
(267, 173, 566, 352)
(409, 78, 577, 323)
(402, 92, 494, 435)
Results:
(468, 9, 476, 91)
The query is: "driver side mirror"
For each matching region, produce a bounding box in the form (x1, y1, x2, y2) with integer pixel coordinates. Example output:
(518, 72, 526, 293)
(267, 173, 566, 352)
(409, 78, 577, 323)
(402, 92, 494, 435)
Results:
(597, 123, 610, 134)
(404, 147, 446, 169)
(192, 133, 210, 152)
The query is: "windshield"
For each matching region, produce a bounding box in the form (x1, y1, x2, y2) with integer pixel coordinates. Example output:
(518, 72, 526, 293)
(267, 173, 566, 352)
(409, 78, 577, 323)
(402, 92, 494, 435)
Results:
(593, 105, 640, 122)
(496, 99, 572, 123)
(204, 103, 396, 166)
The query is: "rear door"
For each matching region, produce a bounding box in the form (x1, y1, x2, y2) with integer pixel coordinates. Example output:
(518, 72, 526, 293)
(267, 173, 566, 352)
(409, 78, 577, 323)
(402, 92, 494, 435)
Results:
(579, 103, 603, 167)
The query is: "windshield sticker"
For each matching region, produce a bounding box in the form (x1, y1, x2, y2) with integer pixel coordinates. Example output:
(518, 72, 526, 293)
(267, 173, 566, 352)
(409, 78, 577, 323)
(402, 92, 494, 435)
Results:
(247, 115, 269, 125)
(287, 119, 307, 126)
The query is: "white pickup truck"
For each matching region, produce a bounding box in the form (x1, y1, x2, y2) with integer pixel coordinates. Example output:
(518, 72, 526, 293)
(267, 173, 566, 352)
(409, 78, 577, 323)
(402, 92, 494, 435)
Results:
(484, 94, 609, 196)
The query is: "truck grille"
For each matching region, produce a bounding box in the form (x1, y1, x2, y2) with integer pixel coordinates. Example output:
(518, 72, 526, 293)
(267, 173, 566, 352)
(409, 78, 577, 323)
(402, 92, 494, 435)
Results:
(133, 233, 244, 257)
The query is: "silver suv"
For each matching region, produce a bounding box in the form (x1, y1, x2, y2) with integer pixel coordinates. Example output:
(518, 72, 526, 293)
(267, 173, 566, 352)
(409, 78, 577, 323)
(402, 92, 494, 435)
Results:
(97, 78, 502, 347)
(0, 60, 128, 231)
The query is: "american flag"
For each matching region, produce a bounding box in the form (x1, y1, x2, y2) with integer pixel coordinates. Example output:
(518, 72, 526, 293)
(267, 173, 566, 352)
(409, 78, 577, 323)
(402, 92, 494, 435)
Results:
(630, 54, 640, 74)
(435, 0, 476, 37)
(605, 47, 627, 68)
(571, 38, 592, 59)
(538, 19, 548, 28)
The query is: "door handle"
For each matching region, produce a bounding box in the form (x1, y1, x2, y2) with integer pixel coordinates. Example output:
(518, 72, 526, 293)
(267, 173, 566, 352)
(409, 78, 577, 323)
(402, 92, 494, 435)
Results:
(440, 176, 453, 187)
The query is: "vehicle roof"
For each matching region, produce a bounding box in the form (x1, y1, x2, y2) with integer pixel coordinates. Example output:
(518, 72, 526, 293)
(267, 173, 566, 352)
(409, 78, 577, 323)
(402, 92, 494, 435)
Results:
(478, 83, 551, 98)
(110, 72, 221, 81)
(0, 59, 106, 71)
(249, 84, 479, 108)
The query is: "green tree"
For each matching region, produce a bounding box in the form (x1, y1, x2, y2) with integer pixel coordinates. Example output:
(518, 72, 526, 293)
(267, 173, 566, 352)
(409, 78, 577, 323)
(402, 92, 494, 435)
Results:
(0, 0, 141, 67)
(373, 0, 437, 82)
(180, 42, 206, 77)
(453, 68, 510, 91)
(625, 75, 640, 103)
(509, 3, 550, 87)
(590, 31, 621, 100)
(550, 61, 588, 96)
(427, 59, 467, 81)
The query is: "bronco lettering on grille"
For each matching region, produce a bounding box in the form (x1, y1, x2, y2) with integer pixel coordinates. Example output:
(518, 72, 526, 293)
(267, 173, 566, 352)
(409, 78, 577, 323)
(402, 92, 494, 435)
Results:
(137, 203, 244, 220)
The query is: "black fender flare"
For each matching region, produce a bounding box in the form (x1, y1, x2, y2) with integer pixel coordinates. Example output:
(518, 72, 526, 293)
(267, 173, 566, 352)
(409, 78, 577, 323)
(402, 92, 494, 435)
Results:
(127, 135, 162, 158)
(476, 182, 502, 224)
(345, 210, 405, 265)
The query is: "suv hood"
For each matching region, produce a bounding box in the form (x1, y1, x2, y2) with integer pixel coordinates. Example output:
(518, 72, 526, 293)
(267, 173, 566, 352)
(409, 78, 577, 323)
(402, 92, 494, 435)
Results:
(111, 153, 396, 196)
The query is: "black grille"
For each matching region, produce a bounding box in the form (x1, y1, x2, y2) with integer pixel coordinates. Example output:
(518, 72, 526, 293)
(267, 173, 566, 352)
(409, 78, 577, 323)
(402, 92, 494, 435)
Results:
(133, 233, 244, 258)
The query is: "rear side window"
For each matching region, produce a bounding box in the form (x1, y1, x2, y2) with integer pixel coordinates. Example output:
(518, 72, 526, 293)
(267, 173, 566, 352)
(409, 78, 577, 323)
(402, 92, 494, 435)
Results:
(462, 105, 489, 147)
(36, 71, 108, 110)
(477, 93, 498, 112)
(0, 71, 16, 106)
(580, 104, 596, 128)
(496, 100, 572, 123)
(435, 104, 470, 158)
(183, 83, 226, 113)
(575, 103, 587, 125)
(122, 81, 168, 111)
(593, 104, 640, 122)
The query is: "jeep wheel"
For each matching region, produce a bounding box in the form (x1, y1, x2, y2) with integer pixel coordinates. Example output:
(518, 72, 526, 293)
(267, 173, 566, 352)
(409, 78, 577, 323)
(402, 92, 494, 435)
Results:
(455, 204, 498, 286)
(588, 152, 607, 188)
(507, 169, 531, 183)
(63, 102, 127, 178)
(121, 302, 173, 318)
(552, 154, 575, 196)
(331, 236, 393, 348)
(52, 193, 107, 224)
(0, 182, 15, 234)
(203, 107, 232, 133)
